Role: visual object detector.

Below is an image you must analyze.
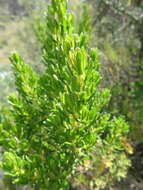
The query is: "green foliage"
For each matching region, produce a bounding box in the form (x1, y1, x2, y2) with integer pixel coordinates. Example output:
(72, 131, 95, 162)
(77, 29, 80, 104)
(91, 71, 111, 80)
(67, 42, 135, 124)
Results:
(0, 0, 130, 189)
(88, 0, 143, 141)
(72, 140, 131, 189)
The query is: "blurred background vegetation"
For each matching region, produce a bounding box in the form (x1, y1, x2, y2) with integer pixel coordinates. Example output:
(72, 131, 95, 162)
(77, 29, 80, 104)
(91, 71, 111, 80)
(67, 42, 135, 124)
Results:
(0, 0, 143, 189)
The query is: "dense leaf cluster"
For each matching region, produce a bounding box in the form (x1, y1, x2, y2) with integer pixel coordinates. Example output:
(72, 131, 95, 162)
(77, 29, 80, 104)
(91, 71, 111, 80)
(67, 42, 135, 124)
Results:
(0, 0, 130, 189)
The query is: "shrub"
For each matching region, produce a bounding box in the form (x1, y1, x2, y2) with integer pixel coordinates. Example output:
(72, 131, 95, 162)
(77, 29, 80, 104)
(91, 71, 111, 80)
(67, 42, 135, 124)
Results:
(0, 0, 130, 189)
